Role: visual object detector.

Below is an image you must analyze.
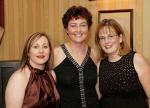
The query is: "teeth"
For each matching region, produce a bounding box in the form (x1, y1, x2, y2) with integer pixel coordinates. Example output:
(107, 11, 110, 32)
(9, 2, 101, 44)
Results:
(105, 45, 111, 49)
(76, 34, 81, 36)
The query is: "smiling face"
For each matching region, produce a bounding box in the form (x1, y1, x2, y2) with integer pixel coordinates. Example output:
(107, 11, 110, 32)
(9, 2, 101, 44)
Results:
(65, 18, 89, 44)
(28, 36, 50, 69)
(98, 26, 122, 57)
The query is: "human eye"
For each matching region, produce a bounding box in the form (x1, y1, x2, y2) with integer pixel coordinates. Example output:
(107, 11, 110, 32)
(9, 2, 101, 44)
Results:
(108, 35, 114, 37)
(80, 22, 88, 27)
(43, 45, 49, 49)
(32, 45, 39, 49)
(70, 24, 76, 28)
(81, 24, 87, 27)
(108, 35, 114, 39)
(99, 36, 105, 41)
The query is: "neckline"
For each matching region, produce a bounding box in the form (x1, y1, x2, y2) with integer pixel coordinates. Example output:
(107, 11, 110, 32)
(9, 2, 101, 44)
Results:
(61, 44, 90, 67)
(108, 56, 122, 63)
(106, 55, 124, 64)
(28, 63, 45, 74)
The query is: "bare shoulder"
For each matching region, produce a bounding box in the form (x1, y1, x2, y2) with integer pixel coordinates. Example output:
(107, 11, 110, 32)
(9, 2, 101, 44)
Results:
(5, 68, 29, 108)
(8, 69, 26, 82)
(134, 52, 150, 76)
(6, 69, 27, 90)
(54, 46, 61, 53)
(90, 47, 100, 65)
(134, 53, 150, 66)
(53, 45, 66, 67)
(54, 46, 65, 58)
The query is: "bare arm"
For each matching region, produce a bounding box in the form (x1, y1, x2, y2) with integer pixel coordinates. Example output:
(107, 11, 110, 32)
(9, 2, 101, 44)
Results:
(91, 48, 101, 99)
(5, 70, 27, 108)
(51, 70, 56, 81)
(95, 61, 101, 99)
(134, 53, 150, 107)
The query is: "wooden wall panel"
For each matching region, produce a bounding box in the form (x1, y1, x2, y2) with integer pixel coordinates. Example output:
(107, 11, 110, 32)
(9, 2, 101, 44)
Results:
(0, 0, 4, 27)
(0, 0, 149, 62)
(143, 0, 150, 61)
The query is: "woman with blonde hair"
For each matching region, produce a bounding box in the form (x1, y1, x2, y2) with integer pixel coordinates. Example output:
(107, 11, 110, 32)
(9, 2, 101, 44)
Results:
(95, 19, 150, 108)
(5, 32, 59, 108)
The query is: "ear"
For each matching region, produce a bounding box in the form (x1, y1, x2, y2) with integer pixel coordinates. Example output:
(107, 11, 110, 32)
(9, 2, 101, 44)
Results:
(119, 34, 123, 43)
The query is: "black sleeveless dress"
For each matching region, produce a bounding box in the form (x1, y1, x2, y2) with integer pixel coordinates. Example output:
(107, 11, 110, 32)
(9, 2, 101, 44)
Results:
(99, 51, 148, 108)
(54, 44, 99, 108)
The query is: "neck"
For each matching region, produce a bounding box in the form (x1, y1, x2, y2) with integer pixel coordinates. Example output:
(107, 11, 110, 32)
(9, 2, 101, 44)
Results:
(108, 54, 122, 62)
(66, 42, 87, 53)
(29, 62, 45, 70)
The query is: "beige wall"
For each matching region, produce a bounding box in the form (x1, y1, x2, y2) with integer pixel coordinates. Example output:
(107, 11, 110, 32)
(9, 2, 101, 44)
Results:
(0, 0, 149, 61)
(143, 0, 150, 62)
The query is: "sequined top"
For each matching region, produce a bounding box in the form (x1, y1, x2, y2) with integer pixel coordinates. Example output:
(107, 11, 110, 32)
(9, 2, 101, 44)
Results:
(22, 64, 60, 108)
(99, 51, 148, 108)
(54, 44, 99, 108)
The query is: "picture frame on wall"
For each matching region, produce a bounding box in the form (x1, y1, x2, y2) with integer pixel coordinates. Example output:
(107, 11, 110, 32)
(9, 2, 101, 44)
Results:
(98, 9, 133, 50)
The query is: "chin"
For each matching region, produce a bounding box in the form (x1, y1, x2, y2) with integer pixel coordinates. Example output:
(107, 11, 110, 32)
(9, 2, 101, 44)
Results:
(37, 60, 47, 65)
(104, 51, 115, 56)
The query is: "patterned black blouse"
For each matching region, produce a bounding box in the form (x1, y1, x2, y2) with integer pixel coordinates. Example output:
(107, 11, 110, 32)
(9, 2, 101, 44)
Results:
(99, 51, 148, 108)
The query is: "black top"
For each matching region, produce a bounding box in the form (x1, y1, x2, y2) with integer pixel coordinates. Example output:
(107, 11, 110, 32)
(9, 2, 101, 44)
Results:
(54, 44, 99, 108)
(99, 51, 148, 108)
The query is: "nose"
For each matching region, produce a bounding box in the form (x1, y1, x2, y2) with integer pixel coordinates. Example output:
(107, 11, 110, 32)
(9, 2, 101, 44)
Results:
(104, 37, 110, 43)
(77, 25, 81, 32)
(39, 47, 44, 53)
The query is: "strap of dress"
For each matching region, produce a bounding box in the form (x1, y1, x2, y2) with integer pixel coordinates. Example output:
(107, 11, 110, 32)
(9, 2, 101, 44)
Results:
(60, 44, 91, 67)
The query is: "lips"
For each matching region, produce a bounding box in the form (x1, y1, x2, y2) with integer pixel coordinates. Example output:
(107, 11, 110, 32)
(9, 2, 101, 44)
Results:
(74, 33, 82, 37)
(104, 45, 112, 49)
(37, 55, 45, 59)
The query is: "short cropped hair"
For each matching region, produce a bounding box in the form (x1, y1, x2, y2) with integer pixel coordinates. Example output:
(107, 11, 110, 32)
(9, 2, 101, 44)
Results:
(62, 5, 92, 29)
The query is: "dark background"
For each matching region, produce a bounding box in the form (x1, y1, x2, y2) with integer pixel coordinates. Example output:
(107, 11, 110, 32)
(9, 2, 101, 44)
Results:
(0, 60, 20, 108)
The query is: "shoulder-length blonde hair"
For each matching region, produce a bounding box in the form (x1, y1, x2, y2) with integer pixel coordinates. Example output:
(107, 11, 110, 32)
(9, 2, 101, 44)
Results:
(95, 19, 131, 58)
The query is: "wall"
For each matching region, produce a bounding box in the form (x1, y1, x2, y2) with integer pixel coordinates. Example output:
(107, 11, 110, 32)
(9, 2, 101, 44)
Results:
(0, 0, 149, 61)
(96, 0, 143, 53)
(143, 0, 150, 62)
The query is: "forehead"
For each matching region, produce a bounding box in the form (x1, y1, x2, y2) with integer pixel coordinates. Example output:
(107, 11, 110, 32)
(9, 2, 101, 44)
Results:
(68, 17, 87, 23)
(32, 36, 48, 44)
(99, 26, 116, 34)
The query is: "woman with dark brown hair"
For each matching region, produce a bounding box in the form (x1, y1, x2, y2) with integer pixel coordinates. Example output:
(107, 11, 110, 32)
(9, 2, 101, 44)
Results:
(5, 32, 59, 108)
(53, 5, 100, 108)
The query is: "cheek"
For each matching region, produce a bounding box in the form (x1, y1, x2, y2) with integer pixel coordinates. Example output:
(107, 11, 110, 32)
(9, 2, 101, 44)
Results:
(99, 41, 105, 50)
(82, 27, 89, 33)
(45, 49, 50, 55)
(99, 41, 104, 47)
(114, 39, 121, 45)
(66, 28, 74, 33)
(28, 49, 35, 57)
